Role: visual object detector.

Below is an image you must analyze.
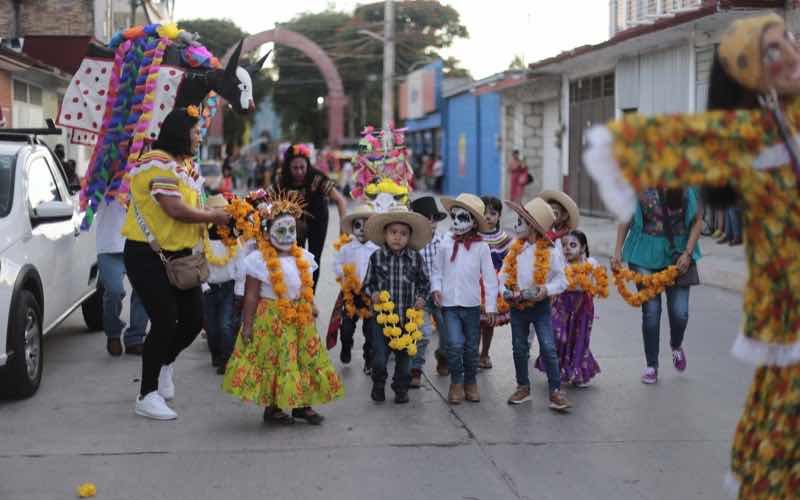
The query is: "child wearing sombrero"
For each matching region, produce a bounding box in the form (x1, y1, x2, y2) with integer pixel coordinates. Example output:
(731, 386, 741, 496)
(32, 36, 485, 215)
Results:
(330, 205, 380, 371)
(432, 194, 499, 404)
(500, 197, 571, 412)
(540, 190, 580, 243)
(362, 206, 432, 404)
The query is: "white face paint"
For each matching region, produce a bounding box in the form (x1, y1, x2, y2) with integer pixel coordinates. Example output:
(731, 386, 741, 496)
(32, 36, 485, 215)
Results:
(269, 214, 297, 252)
(450, 207, 475, 235)
(562, 234, 583, 263)
(514, 215, 529, 236)
(235, 66, 254, 110)
(351, 217, 368, 242)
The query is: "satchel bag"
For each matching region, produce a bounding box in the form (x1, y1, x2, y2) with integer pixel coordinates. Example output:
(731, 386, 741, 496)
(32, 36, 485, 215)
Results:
(659, 191, 700, 287)
(132, 199, 209, 290)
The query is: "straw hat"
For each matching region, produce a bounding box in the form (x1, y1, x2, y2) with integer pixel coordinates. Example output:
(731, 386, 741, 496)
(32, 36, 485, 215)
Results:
(206, 194, 229, 209)
(539, 190, 579, 230)
(341, 204, 375, 234)
(440, 193, 491, 232)
(365, 205, 433, 250)
(505, 197, 555, 236)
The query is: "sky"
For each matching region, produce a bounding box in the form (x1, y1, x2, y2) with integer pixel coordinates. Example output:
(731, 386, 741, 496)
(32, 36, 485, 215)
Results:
(173, 0, 609, 80)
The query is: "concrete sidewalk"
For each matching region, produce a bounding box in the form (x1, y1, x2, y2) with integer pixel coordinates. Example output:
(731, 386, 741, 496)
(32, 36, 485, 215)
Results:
(580, 216, 747, 293)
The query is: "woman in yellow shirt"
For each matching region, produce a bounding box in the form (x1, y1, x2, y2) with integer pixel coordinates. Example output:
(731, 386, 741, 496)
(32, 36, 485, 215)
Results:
(122, 106, 230, 421)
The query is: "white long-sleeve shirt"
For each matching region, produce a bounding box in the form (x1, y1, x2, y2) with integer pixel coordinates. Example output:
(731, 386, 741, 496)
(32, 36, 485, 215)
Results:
(234, 239, 258, 296)
(499, 240, 568, 298)
(334, 239, 380, 282)
(206, 240, 242, 284)
(431, 234, 499, 312)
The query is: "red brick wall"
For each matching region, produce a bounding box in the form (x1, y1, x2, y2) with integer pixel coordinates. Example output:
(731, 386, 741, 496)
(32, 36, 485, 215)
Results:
(0, 0, 94, 38)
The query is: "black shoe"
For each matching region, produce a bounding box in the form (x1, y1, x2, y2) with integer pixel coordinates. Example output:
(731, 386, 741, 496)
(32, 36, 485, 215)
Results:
(211, 355, 222, 367)
(394, 391, 410, 404)
(371, 385, 386, 402)
(124, 343, 144, 356)
(107, 338, 122, 357)
(340, 345, 352, 364)
(216, 363, 226, 375)
(291, 407, 325, 425)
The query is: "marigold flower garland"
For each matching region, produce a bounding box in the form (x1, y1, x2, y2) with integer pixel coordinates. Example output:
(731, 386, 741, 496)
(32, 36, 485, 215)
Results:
(258, 239, 315, 328)
(612, 266, 680, 307)
(203, 236, 239, 266)
(216, 197, 262, 247)
(76, 482, 97, 498)
(332, 233, 352, 251)
(501, 238, 551, 309)
(339, 263, 372, 319)
(374, 291, 424, 356)
(565, 262, 610, 298)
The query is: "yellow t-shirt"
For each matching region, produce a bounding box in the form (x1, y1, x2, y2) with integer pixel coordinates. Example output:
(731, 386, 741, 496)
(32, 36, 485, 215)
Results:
(121, 150, 203, 251)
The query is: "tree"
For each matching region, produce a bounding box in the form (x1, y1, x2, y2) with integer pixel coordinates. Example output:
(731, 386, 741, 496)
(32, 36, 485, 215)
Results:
(508, 54, 526, 70)
(178, 18, 271, 147)
(271, 1, 469, 145)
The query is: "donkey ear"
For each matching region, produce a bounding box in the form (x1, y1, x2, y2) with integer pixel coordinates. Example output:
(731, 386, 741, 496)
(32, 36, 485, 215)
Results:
(246, 49, 271, 74)
(225, 39, 244, 79)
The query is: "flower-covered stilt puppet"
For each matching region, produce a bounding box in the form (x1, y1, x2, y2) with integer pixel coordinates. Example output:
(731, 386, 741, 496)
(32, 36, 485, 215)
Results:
(583, 14, 800, 498)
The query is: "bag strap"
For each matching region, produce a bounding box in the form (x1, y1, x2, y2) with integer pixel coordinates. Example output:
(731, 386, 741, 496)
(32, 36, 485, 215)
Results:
(131, 197, 169, 264)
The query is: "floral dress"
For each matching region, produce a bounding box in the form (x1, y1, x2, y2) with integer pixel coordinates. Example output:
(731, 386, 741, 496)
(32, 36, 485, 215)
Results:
(222, 249, 344, 409)
(584, 99, 800, 499)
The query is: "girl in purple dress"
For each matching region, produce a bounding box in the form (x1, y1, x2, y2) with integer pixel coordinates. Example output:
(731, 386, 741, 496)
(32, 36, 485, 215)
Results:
(535, 230, 600, 387)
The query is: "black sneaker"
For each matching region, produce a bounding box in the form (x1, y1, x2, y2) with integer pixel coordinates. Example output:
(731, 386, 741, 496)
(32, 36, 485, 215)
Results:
(371, 385, 386, 402)
(340, 345, 352, 364)
(394, 392, 410, 404)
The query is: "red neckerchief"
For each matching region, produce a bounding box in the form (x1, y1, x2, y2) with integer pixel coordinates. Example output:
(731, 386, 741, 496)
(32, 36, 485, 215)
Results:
(546, 227, 569, 242)
(451, 231, 481, 262)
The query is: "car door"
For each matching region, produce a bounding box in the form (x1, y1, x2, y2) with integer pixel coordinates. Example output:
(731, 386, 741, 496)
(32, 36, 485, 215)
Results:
(25, 153, 73, 329)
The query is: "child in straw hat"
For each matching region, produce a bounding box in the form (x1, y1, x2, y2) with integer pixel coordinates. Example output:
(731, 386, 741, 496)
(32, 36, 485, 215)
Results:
(500, 197, 571, 412)
(362, 206, 432, 404)
(330, 204, 380, 371)
(433, 194, 499, 404)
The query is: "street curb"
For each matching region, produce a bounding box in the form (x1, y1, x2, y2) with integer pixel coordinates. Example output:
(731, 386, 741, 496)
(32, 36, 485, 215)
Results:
(589, 241, 745, 294)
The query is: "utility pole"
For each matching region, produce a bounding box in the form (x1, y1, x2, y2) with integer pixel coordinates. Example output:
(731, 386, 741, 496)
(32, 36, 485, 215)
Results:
(382, 0, 395, 129)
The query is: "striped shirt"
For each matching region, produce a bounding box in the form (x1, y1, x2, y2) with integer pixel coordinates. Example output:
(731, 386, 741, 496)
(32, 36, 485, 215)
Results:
(362, 245, 430, 322)
(420, 231, 445, 282)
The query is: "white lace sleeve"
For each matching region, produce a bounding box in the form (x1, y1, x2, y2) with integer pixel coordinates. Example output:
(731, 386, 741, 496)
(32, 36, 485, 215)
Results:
(582, 126, 638, 222)
(302, 249, 319, 273)
(243, 251, 269, 284)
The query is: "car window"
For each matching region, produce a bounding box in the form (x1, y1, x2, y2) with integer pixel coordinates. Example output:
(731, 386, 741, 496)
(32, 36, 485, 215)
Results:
(0, 154, 15, 217)
(28, 156, 61, 208)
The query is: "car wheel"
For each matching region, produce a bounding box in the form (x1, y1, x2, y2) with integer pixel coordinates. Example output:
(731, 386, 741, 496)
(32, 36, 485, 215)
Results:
(81, 282, 104, 332)
(0, 290, 43, 398)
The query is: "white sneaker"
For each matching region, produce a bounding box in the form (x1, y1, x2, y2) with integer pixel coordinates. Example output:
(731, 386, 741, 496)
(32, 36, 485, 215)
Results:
(158, 364, 175, 401)
(135, 391, 177, 420)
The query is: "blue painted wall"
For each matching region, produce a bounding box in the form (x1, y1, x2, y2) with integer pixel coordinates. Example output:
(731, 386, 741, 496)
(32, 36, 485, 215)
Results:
(442, 90, 501, 196)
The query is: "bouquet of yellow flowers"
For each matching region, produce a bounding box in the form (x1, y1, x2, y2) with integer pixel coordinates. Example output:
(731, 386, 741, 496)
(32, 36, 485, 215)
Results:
(374, 291, 424, 356)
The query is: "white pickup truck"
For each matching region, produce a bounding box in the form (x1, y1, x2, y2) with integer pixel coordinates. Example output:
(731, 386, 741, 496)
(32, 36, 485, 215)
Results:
(0, 122, 102, 398)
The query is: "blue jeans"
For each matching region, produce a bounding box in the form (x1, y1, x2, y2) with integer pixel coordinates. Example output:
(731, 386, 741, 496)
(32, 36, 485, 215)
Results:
(442, 306, 481, 385)
(630, 264, 690, 369)
(97, 252, 148, 346)
(369, 318, 411, 393)
(510, 300, 560, 392)
(203, 281, 236, 362)
(725, 207, 742, 242)
(412, 300, 445, 371)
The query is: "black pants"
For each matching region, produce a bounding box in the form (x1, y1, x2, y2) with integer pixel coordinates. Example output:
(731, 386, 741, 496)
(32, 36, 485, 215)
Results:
(340, 312, 373, 365)
(300, 215, 328, 291)
(368, 318, 411, 393)
(124, 240, 204, 397)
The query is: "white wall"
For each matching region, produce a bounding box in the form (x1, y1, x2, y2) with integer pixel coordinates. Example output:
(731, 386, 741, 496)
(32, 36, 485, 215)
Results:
(615, 43, 692, 115)
(541, 99, 561, 191)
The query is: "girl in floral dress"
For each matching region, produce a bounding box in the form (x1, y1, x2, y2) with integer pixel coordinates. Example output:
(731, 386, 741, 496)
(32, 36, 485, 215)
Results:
(222, 192, 344, 425)
(535, 230, 600, 387)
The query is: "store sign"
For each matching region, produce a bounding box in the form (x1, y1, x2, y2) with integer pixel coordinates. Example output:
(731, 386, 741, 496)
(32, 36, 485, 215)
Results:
(400, 67, 436, 120)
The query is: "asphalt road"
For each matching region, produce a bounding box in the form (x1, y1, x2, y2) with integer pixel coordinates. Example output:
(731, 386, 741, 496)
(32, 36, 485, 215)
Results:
(0, 209, 753, 500)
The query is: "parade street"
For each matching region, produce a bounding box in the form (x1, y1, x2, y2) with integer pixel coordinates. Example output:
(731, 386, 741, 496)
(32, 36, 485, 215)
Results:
(0, 209, 751, 500)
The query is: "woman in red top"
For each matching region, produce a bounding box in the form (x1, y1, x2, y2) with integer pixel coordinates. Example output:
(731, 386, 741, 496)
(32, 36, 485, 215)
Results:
(508, 150, 529, 203)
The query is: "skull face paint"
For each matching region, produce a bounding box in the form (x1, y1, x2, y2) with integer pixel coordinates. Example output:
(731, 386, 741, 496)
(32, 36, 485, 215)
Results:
(449, 207, 475, 235)
(269, 214, 297, 252)
(562, 234, 583, 263)
(514, 215, 529, 236)
(352, 217, 368, 242)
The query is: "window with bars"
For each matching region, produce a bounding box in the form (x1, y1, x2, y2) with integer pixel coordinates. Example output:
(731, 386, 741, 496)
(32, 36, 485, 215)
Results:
(569, 74, 615, 103)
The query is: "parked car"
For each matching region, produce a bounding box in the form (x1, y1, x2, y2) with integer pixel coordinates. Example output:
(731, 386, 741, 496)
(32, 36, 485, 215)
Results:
(0, 121, 101, 399)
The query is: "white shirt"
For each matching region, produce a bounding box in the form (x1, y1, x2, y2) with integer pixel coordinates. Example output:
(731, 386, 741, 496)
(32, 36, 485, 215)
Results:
(95, 199, 127, 254)
(234, 239, 258, 296)
(431, 234, 499, 312)
(243, 248, 318, 300)
(206, 239, 242, 284)
(499, 240, 568, 297)
(334, 239, 379, 282)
